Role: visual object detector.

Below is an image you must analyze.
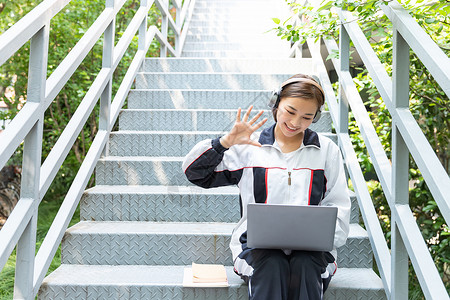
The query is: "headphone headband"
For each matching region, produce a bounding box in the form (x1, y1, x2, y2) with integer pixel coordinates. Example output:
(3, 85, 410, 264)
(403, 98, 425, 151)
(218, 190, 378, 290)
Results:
(280, 78, 325, 98)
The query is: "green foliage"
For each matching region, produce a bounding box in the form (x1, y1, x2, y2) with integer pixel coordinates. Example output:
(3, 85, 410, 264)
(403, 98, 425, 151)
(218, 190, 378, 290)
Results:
(273, 0, 450, 296)
(0, 0, 171, 297)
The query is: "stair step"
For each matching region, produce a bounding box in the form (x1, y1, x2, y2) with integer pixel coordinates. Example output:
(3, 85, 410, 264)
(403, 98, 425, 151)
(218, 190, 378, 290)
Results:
(189, 16, 280, 23)
(141, 58, 313, 73)
(61, 222, 371, 267)
(38, 265, 385, 299)
(107, 131, 337, 157)
(185, 34, 283, 43)
(81, 185, 241, 223)
(183, 42, 290, 51)
(61, 221, 235, 266)
(186, 27, 278, 36)
(135, 73, 298, 90)
(181, 50, 290, 58)
(127, 89, 273, 109)
(188, 20, 277, 27)
(118, 109, 332, 132)
(194, 1, 283, 7)
(81, 186, 360, 224)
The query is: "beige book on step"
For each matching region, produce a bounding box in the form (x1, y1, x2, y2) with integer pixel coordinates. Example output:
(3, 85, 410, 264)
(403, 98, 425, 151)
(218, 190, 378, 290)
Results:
(191, 262, 227, 283)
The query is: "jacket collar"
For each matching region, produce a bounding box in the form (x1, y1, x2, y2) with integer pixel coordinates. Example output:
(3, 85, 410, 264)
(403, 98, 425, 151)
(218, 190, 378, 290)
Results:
(258, 123, 321, 148)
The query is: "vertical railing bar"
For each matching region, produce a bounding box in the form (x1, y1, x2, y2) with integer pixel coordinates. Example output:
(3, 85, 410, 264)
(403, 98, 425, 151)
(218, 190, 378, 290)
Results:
(390, 28, 410, 300)
(139, 0, 148, 66)
(160, 0, 168, 57)
(175, 0, 181, 56)
(13, 21, 49, 300)
(14, 214, 38, 300)
(338, 25, 349, 136)
(100, 0, 116, 157)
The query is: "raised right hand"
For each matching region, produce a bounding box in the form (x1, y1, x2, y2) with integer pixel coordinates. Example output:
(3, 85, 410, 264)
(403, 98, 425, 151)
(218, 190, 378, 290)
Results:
(220, 106, 268, 148)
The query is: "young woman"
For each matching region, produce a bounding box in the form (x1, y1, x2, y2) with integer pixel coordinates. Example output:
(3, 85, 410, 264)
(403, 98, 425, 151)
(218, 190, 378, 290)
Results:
(182, 74, 350, 300)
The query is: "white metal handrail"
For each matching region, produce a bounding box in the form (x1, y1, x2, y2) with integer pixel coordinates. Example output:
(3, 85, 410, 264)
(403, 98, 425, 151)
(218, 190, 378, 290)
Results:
(288, 1, 449, 299)
(0, 0, 196, 298)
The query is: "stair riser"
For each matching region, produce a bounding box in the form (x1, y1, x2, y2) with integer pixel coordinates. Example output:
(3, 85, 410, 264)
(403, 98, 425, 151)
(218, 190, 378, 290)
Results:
(188, 20, 276, 27)
(38, 285, 386, 300)
(61, 232, 372, 268)
(95, 160, 190, 186)
(350, 195, 359, 224)
(107, 132, 338, 157)
(135, 73, 292, 90)
(140, 58, 313, 73)
(187, 27, 275, 35)
(61, 232, 233, 266)
(80, 192, 241, 223)
(81, 193, 359, 224)
(127, 90, 272, 109)
(194, 6, 277, 12)
(183, 43, 288, 51)
(326, 289, 387, 300)
(194, 1, 278, 7)
(38, 284, 386, 300)
(118, 110, 332, 132)
(190, 15, 280, 22)
(38, 285, 249, 300)
(185, 35, 282, 43)
(181, 51, 289, 58)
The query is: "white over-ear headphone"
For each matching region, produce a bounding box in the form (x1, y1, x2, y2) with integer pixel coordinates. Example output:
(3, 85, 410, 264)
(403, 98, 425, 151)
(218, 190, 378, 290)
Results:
(268, 77, 325, 123)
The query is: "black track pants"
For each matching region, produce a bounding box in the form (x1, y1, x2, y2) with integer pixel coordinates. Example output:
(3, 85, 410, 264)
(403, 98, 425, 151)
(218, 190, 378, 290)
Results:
(234, 248, 334, 300)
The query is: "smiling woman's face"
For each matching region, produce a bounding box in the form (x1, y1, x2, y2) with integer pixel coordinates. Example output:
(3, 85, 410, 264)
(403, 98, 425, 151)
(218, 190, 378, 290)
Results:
(275, 97, 319, 140)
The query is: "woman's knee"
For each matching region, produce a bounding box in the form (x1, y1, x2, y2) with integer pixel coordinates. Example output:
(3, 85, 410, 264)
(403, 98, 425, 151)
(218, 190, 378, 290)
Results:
(252, 249, 289, 276)
(289, 251, 328, 271)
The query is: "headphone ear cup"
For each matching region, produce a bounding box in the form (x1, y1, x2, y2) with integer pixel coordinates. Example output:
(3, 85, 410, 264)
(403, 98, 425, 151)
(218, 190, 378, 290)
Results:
(268, 89, 280, 108)
(312, 110, 321, 123)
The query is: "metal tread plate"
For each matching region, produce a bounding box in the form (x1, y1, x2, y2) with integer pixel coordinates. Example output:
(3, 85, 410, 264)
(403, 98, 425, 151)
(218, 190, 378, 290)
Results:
(38, 265, 386, 300)
(118, 109, 332, 132)
(127, 89, 273, 109)
(135, 73, 295, 90)
(107, 131, 337, 157)
(61, 222, 372, 268)
(141, 57, 313, 73)
(80, 185, 359, 225)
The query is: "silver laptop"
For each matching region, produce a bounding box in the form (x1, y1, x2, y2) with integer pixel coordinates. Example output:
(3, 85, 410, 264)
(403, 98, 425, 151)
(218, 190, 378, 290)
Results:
(247, 203, 338, 251)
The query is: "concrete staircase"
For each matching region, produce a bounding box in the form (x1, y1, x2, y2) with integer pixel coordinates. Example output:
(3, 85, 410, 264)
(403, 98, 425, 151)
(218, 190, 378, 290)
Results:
(38, 0, 386, 299)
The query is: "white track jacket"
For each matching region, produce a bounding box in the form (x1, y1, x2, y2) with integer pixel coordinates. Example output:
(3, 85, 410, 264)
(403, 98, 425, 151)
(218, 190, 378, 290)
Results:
(182, 124, 350, 265)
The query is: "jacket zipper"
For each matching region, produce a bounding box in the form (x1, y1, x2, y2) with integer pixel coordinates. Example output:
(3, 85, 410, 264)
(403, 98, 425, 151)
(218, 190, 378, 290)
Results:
(287, 169, 292, 203)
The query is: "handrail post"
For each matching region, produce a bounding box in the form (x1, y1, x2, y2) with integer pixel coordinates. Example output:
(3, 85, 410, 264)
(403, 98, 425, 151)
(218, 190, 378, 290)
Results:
(160, 0, 169, 57)
(13, 23, 49, 300)
(391, 28, 410, 300)
(100, 0, 116, 156)
(338, 24, 349, 136)
(175, 0, 181, 56)
(139, 0, 148, 70)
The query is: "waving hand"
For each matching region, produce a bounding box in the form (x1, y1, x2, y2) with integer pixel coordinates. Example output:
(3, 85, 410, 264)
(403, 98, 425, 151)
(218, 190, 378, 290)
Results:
(220, 106, 268, 148)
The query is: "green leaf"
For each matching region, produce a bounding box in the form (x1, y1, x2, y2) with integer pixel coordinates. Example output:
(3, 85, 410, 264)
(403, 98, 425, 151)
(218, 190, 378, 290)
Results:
(318, 1, 333, 11)
(272, 18, 280, 24)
